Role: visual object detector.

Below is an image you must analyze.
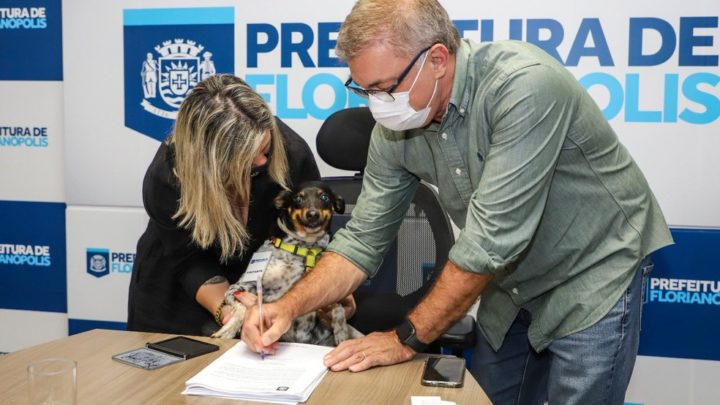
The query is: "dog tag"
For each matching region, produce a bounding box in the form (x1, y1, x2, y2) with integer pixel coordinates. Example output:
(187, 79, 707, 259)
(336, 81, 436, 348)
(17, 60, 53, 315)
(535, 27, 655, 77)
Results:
(239, 250, 272, 283)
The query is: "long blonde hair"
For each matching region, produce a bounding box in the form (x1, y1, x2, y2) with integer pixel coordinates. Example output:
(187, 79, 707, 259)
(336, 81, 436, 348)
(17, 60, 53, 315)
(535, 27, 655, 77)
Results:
(168, 74, 289, 262)
(336, 0, 460, 60)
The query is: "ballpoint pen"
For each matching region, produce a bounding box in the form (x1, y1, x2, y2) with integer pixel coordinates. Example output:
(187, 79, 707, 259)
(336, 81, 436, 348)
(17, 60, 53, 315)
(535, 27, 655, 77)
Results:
(257, 274, 265, 360)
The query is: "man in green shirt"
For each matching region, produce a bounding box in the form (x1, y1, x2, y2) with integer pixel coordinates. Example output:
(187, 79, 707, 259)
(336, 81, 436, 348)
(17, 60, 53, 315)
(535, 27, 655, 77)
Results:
(242, 1, 673, 403)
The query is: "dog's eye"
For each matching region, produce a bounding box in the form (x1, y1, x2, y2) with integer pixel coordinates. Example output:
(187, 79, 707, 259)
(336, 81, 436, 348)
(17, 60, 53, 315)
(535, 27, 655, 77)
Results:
(319, 194, 330, 203)
(292, 195, 302, 204)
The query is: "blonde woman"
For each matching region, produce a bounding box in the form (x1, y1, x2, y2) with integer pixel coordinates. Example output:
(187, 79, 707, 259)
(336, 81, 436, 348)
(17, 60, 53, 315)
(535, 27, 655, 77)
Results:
(127, 74, 323, 335)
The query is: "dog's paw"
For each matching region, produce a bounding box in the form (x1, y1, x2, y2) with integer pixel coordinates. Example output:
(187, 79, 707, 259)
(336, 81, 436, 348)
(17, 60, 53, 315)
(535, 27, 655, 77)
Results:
(347, 325, 364, 339)
(210, 302, 246, 339)
(211, 327, 238, 339)
(329, 304, 351, 345)
(211, 318, 241, 339)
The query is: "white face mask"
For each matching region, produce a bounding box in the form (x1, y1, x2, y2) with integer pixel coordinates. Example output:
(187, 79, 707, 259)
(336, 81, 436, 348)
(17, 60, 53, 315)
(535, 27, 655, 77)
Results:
(368, 52, 438, 131)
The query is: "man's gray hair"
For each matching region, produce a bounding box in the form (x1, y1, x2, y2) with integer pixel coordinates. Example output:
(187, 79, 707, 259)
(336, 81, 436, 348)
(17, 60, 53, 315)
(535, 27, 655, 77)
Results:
(336, 0, 460, 61)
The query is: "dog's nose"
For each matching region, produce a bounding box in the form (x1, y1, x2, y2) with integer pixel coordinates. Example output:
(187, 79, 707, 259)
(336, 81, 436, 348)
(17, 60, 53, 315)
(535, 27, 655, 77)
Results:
(306, 210, 320, 223)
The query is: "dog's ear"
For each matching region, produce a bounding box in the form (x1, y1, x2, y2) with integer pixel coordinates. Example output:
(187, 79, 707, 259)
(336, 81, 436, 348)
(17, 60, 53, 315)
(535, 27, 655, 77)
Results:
(333, 193, 345, 214)
(274, 189, 292, 210)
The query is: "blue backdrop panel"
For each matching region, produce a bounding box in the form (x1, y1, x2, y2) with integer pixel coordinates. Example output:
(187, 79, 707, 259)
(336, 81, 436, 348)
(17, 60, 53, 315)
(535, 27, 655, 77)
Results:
(640, 228, 720, 361)
(0, 200, 66, 312)
(0, 0, 62, 81)
(68, 319, 126, 335)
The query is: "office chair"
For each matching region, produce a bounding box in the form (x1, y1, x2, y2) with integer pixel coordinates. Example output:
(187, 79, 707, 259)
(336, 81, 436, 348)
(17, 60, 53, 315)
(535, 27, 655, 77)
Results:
(316, 107, 476, 357)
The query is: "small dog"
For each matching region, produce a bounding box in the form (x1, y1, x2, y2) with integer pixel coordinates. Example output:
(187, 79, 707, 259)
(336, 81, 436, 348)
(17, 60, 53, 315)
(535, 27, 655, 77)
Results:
(212, 181, 362, 346)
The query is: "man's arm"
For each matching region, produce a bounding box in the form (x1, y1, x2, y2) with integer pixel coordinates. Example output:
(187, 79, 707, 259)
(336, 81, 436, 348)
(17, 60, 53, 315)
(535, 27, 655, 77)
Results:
(323, 260, 490, 372)
(241, 252, 367, 353)
(409, 260, 490, 344)
(277, 252, 367, 321)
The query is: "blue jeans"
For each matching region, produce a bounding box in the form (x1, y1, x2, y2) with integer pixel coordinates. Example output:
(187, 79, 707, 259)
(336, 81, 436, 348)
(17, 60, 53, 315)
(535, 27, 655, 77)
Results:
(470, 258, 653, 405)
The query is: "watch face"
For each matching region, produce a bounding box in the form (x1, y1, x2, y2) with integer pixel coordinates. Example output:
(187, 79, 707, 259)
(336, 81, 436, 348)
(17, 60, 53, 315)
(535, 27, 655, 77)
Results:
(396, 319, 415, 341)
(396, 319, 428, 353)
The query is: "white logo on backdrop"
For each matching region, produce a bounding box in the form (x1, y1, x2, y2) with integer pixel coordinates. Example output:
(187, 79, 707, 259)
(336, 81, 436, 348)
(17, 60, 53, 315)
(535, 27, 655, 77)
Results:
(88, 254, 107, 273)
(140, 38, 216, 119)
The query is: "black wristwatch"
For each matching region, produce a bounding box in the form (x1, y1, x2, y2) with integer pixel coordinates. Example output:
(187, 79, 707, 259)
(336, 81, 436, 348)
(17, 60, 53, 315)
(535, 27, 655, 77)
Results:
(395, 318, 428, 353)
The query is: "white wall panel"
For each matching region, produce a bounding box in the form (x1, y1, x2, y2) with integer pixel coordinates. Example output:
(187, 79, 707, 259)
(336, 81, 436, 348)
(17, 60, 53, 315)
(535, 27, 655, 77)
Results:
(0, 309, 68, 353)
(65, 206, 148, 323)
(627, 355, 720, 405)
(0, 82, 65, 202)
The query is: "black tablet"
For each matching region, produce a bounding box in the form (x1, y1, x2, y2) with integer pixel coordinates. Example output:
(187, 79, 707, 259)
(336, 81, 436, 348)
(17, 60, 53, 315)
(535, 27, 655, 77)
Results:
(145, 336, 219, 360)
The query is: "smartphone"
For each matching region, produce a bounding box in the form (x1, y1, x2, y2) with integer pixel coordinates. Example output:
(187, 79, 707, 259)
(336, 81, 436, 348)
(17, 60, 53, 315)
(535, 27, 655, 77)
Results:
(421, 356, 465, 388)
(112, 347, 185, 370)
(145, 336, 219, 359)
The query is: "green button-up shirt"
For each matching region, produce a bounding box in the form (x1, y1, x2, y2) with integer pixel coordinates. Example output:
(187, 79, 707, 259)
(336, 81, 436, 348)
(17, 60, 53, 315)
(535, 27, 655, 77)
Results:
(327, 39, 673, 351)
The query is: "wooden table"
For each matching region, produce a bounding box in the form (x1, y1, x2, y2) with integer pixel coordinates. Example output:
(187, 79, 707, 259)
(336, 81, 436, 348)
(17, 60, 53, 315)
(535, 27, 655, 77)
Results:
(0, 329, 491, 404)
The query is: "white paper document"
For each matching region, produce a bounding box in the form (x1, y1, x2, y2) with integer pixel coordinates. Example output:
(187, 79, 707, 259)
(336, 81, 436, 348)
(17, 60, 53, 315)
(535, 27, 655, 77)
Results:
(411, 396, 457, 405)
(183, 341, 333, 404)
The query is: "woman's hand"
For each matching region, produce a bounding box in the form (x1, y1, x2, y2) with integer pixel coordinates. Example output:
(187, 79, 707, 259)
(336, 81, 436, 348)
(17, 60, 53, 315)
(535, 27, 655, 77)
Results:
(219, 291, 259, 324)
(233, 290, 258, 307)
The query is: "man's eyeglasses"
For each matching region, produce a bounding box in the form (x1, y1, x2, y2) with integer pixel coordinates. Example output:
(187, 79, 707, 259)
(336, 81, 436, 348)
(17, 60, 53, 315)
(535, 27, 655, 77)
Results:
(344, 44, 435, 102)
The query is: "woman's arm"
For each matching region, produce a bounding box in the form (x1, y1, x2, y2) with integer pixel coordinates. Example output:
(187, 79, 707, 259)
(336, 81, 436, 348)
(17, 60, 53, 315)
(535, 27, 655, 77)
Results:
(195, 275, 231, 325)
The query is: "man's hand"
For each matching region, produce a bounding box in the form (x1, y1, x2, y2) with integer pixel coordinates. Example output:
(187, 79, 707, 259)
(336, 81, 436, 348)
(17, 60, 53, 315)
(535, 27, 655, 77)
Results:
(241, 301, 289, 355)
(323, 331, 415, 372)
(242, 253, 366, 355)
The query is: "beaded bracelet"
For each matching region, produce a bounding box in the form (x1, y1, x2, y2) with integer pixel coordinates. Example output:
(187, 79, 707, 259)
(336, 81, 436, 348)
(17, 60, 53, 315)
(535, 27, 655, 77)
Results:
(213, 302, 225, 326)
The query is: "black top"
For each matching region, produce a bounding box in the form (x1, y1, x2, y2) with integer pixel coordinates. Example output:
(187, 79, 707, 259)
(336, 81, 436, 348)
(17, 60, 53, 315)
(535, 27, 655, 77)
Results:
(127, 119, 320, 335)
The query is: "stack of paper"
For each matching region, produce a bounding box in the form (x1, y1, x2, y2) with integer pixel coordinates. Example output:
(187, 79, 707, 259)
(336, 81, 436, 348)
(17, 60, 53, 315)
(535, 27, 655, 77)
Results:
(411, 396, 458, 405)
(183, 341, 333, 404)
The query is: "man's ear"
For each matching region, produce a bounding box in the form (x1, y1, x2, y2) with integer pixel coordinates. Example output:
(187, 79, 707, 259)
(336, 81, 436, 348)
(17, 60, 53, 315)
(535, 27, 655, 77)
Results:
(333, 194, 345, 214)
(429, 43, 449, 79)
(274, 190, 292, 209)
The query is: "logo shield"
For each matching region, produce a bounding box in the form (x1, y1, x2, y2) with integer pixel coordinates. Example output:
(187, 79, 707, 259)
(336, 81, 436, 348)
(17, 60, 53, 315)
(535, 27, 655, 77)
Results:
(158, 56, 199, 109)
(169, 69, 190, 94)
(86, 248, 110, 278)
